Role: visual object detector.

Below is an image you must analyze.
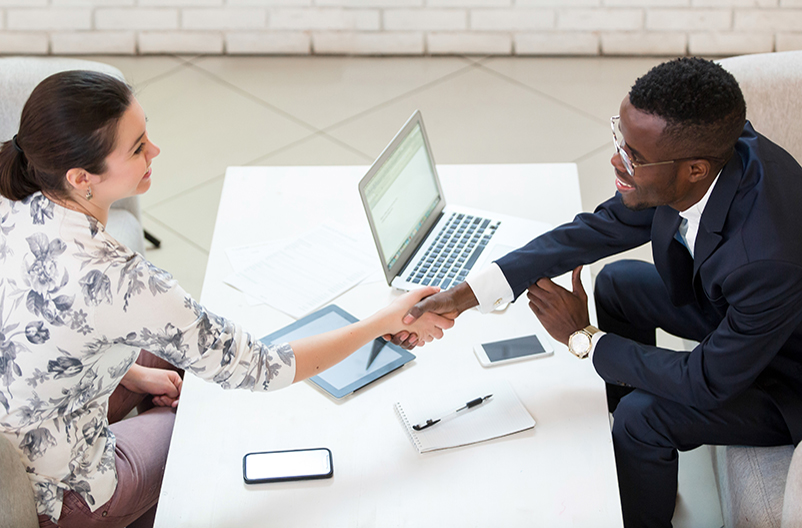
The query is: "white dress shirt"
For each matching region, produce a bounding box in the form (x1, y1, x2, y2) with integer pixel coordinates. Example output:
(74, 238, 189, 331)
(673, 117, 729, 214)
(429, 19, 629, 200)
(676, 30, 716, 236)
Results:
(465, 171, 722, 358)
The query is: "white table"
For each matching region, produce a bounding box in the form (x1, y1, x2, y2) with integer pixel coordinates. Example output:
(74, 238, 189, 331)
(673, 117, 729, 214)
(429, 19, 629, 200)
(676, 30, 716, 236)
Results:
(154, 164, 623, 527)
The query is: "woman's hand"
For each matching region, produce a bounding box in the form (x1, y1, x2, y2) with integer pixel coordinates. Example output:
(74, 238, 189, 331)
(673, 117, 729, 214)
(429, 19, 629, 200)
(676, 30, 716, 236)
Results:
(121, 364, 182, 408)
(377, 286, 456, 347)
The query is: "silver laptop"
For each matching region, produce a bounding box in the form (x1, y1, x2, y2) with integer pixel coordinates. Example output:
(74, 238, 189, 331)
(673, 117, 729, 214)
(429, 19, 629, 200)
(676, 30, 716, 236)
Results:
(359, 110, 547, 291)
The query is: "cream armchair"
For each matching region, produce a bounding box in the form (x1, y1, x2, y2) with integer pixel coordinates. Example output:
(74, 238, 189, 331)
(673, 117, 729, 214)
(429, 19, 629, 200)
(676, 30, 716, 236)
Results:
(712, 50, 802, 528)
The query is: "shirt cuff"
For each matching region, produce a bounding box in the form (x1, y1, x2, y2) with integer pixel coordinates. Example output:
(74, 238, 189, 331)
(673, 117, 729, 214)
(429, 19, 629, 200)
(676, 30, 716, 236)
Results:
(465, 263, 515, 314)
(588, 330, 606, 360)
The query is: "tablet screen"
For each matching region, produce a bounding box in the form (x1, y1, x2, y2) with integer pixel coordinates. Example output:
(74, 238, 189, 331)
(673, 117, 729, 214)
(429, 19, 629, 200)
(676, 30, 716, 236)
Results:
(260, 305, 415, 398)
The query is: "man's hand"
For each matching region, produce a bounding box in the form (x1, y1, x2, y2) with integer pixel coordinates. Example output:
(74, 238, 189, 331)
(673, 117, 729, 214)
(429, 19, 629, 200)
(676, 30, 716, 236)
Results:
(384, 282, 478, 349)
(526, 266, 590, 345)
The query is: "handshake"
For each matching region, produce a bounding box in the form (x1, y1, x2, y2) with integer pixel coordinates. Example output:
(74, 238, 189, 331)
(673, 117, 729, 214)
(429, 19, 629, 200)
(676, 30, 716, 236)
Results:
(380, 282, 478, 349)
(381, 266, 590, 349)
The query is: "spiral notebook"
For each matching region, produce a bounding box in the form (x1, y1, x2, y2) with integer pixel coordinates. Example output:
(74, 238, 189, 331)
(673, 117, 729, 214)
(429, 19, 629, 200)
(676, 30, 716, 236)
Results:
(394, 381, 535, 453)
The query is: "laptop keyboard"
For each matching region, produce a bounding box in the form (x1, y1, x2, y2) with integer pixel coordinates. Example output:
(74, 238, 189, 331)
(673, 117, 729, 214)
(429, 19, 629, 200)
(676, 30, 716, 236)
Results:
(408, 212, 500, 290)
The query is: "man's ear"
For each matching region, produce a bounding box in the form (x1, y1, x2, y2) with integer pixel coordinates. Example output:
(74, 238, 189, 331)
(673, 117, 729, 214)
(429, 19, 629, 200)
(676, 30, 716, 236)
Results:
(686, 159, 713, 184)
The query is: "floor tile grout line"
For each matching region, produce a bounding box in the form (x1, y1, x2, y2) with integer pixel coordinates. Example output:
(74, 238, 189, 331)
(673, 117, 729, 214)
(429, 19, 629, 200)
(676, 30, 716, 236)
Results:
(143, 130, 374, 211)
(144, 173, 226, 212)
(87, 54, 194, 93)
(131, 58, 195, 92)
(188, 55, 479, 139)
(474, 60, 611, 127)
(139, 55, 606, 217)
(318, 61, 481, 135)
(184, 60, 323, 134)
(572, 140, 613, 164)
(245, 130, 374, 167)
(142, 210, 210, 255)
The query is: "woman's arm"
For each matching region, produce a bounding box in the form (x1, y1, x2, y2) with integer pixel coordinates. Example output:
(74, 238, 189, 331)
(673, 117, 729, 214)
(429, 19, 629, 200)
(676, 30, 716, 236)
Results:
(291, 287, 454, 383)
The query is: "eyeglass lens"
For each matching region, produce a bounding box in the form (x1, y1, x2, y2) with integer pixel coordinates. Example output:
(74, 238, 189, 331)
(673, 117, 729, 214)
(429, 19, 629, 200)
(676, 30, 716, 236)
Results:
(612, 117, 634, 176)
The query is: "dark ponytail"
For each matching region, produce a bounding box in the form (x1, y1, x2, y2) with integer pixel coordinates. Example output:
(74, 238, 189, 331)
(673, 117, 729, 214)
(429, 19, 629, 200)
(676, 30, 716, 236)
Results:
(0, 70, 132, 201)
(0, 136, 38, 200)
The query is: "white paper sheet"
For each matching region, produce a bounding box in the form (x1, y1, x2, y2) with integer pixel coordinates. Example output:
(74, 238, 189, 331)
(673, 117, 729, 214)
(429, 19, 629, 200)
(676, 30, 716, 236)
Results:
(223, 226, 374, 318)
(225, 240, 291, 306)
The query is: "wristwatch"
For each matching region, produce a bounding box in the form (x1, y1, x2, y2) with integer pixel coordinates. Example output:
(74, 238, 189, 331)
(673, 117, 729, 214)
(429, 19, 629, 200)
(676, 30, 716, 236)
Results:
(568, 325, 601, 359)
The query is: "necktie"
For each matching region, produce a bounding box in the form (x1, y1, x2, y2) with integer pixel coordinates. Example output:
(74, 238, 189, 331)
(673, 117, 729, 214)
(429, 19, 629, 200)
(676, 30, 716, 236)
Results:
(674, 217, 692, 257)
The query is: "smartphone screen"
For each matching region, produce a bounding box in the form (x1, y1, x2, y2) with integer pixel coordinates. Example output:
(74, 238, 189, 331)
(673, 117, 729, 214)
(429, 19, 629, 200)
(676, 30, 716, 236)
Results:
(243, 448, 333, 484)
(481, 335, 551, 364)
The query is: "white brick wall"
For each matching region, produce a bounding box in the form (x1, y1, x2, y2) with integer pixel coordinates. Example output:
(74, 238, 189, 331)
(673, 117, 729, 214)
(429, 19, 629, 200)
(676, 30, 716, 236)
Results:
(470, 9, 555, 30)
(601, 31, 687, 54)
(52, 31, 135, 54)
(515, 32, 599, 54)
(95, 8, 179, 30)
(139, 31, 223, 53)
(226, 31, 310, 53)
(384, 9, 467, 31)
(0, 0, 800, 56)
(181, 8, 267, 30)
(427, 31, 510, 53)
(313, 31, 423, 53)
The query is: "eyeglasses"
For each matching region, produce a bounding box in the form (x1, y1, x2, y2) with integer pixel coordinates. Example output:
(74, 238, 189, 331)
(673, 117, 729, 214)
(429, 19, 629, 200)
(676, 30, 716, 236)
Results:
(610, 116, 724, 178)
(611, 115, 675, 177)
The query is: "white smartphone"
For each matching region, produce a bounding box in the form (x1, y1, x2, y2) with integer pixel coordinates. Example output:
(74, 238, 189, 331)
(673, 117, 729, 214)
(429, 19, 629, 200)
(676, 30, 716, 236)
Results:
(242, 448, 333, 484)
(474, 334, 554, 367)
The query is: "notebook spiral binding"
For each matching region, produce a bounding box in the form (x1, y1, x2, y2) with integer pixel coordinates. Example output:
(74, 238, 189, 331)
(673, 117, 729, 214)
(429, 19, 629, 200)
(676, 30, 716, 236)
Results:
(394, 402, 424, 453)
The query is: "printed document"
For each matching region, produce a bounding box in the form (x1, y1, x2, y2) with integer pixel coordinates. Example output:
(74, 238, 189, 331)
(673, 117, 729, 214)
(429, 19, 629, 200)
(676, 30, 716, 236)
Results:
(224, 226, 374, 318)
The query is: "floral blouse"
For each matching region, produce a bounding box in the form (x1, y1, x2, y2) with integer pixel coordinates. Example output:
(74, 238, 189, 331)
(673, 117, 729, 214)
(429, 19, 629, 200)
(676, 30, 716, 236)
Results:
(0, 193, 296, 522)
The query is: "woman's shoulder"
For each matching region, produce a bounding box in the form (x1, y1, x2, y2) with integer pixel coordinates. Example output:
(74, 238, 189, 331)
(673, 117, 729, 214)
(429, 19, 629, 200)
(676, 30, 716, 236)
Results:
(2, 192, 176, 314)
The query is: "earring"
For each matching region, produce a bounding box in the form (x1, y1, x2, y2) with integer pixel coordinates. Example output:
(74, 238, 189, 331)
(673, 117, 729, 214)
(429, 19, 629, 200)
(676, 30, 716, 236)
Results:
(86, 188, 93, 201)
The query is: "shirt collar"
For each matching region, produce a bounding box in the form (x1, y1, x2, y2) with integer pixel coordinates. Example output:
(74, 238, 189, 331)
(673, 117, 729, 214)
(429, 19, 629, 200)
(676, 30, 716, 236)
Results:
(679, 169, 722, 224)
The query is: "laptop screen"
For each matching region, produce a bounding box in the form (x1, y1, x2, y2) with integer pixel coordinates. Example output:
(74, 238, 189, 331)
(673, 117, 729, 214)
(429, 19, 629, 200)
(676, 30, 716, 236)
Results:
(362, 123, 441, 271)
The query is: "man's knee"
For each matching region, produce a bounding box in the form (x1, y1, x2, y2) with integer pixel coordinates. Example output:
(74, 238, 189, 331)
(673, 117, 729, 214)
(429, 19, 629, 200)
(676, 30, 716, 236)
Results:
(612, 391, 672, 448)
(594, 260, 650, 306)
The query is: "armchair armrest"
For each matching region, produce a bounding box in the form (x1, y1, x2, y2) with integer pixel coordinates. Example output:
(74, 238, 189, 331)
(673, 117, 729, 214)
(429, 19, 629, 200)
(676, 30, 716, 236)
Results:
(781, 443, 802, 528)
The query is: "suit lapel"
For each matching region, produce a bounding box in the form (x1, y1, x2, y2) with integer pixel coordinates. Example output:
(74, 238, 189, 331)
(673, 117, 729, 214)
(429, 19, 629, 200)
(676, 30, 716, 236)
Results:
(692, 150, 744, 280)
(653, 207, 696, 305)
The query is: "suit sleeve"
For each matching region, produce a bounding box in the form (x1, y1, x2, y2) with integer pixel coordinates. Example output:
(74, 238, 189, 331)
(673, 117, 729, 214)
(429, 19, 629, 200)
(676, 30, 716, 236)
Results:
(496, 193, 655, 298)
(592, 260, 802, 409)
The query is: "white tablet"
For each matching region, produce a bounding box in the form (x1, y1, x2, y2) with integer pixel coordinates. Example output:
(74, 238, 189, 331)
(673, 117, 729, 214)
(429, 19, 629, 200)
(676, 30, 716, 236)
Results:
(260, 305, 416, 399)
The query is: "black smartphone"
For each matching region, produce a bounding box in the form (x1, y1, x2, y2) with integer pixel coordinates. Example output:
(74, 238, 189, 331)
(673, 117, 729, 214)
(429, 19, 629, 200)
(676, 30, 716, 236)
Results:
(242, 448, 333, 484)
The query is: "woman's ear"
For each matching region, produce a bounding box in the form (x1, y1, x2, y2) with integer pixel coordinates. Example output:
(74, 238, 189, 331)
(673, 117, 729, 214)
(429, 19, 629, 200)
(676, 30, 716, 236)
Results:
(65, 168, 90, 193)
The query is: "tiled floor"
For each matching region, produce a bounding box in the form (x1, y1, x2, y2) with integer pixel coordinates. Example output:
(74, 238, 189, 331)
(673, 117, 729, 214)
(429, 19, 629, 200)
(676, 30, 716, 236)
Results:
(84, 54, 722, 527)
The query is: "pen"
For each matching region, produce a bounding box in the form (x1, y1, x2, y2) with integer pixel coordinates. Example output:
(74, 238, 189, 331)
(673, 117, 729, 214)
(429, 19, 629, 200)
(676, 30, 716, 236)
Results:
(412, 394, 493, 431)
(365, 339, 386, 370)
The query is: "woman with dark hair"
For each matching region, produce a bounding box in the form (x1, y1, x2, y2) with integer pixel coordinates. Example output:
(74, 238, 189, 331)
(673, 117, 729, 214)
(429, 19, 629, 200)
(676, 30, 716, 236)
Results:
(0, 71, 452, 528)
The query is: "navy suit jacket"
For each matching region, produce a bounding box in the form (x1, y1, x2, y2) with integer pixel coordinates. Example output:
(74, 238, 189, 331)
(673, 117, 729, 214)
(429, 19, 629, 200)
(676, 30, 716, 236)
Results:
(496, 122, 802, 443)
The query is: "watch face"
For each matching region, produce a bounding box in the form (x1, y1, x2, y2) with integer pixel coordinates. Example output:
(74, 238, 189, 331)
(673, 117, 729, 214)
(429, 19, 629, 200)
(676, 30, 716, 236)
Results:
(570, 332, 591, 355)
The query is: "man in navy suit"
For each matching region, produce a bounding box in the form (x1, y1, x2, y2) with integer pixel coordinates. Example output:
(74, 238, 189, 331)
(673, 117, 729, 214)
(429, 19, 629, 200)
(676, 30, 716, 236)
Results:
(394, 58, 802, 527)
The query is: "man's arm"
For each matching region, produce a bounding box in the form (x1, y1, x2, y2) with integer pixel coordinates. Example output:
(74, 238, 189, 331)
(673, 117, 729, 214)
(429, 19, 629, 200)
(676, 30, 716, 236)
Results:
(531, 259, 802, 411)
(591, 260, 802, 410)
(391, 194, 655, 348)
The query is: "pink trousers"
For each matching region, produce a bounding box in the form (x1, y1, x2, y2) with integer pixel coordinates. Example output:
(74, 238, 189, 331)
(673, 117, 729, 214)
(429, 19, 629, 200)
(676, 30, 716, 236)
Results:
(38, 351, 181, 528)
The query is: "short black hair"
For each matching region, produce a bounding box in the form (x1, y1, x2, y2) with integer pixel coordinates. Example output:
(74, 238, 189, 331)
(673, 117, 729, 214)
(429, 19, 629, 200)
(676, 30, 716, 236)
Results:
(629, 57, 746, 161)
